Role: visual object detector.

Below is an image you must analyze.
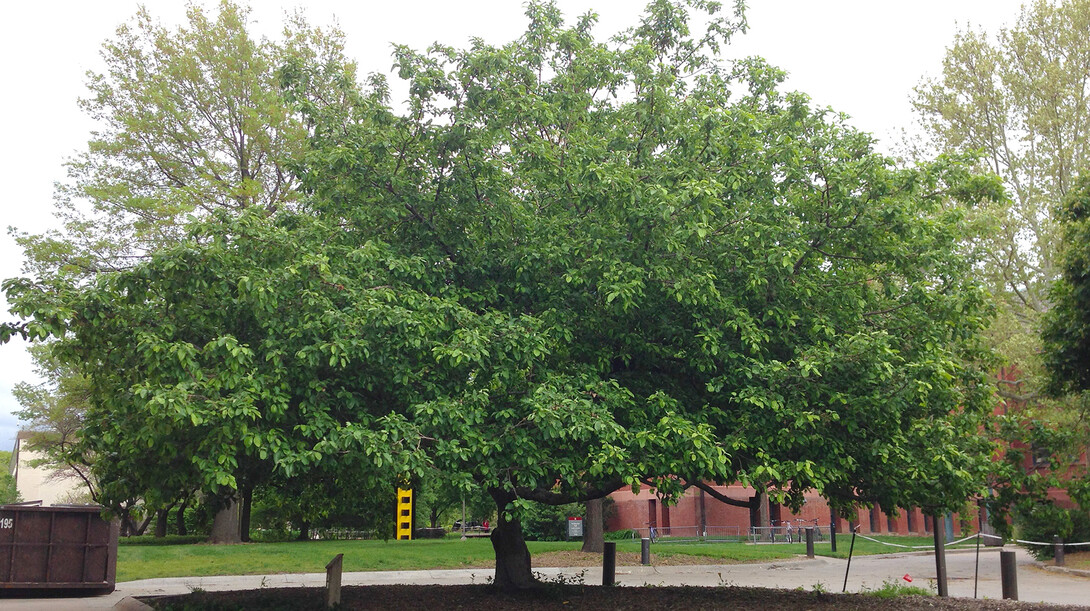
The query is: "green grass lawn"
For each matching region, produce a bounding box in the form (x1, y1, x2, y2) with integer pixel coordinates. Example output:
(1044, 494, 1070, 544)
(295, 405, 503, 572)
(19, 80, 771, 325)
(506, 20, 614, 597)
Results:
(116, 533, 963, 582)
(117, 537, 578, 582)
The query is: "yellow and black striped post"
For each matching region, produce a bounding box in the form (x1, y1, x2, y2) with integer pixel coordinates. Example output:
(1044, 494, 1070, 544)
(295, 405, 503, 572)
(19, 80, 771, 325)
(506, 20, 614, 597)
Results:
(396, 488, 414, 540)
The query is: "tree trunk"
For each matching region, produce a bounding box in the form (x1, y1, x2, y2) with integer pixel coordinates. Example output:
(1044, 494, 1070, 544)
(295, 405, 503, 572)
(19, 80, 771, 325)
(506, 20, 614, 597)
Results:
(176, 500, 188, 536)
(489, 488, 535, 591)
(240, 487, 253, 543)
(119, 508, 134, 537)
(757, 488, 770, 529)
(581, 498, 604, 553)
(209, 497, 241, 544)
(155, 508, 169, 538)
(296, 519, 310, 541)
(698, 489, 707, 535)
(134, 514, 153, 536)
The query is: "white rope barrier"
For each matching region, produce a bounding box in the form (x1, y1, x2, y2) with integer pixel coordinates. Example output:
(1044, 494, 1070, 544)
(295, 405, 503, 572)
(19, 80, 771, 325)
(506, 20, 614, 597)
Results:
(854, 533, 935, 549)
(1012, 539, 1090, 546)
(856, 531, 1090, 549)
(979, 532, 1090, 546)
(947, 534, 983, 547)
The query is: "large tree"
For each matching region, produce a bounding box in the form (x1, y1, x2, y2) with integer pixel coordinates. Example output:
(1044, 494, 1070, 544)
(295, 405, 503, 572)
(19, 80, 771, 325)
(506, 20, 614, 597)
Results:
(6, 0, 999, 589)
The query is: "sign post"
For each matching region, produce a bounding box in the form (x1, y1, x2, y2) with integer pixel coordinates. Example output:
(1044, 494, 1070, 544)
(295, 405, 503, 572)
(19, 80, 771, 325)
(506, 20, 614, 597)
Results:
(567, 516, 583, 540)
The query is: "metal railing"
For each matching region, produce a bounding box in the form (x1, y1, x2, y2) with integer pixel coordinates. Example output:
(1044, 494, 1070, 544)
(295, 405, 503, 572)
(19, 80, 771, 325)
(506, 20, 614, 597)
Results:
(308, 528, 376, 540)
(629, 525, 743, 543)
(749, 525, 829, 544)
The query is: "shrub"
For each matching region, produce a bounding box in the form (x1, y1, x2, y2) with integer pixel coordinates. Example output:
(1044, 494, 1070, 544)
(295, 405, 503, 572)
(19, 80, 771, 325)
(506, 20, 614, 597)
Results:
(865, 579, 932, 598)
(520, 498, 615, 541)
(520, 502, 581, 541)
(1014, 502, 1090, 560)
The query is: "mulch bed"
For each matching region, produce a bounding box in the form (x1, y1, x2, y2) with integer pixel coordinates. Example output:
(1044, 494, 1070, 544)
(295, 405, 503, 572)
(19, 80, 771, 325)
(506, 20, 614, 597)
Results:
(144, 584, 1086, 610)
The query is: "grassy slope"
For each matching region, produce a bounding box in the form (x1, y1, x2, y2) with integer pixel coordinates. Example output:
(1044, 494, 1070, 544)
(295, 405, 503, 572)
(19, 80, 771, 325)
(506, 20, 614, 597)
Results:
(117, 534, 957, 582)
(118, 538, 578, 582)
(616, 534, 947, 561)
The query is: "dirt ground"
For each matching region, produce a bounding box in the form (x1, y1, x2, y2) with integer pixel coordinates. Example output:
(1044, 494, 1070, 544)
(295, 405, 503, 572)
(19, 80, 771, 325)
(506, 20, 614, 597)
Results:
(145, 583, 1086, 610)
(141, 549, 1090, 610)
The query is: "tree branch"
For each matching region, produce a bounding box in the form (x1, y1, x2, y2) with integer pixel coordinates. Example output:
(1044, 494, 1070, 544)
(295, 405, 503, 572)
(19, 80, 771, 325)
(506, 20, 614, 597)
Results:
(686, 481, 754, 508)
(514, 479, 625, 506)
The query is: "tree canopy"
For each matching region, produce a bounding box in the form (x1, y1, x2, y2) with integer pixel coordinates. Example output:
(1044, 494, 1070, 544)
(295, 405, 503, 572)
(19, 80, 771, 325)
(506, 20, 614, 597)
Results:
(13, 0, 354, 279)
(4, 0, 1000, 589)
(1043, 175, 1090, 395)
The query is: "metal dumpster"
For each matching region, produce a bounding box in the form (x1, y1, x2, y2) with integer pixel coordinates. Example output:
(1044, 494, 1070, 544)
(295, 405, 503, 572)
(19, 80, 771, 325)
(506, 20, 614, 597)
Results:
(0, 504, 119, 594)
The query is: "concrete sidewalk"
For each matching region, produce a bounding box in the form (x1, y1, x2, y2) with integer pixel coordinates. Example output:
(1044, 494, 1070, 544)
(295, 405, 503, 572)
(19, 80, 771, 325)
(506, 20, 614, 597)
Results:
(2, 546, 1086, 609)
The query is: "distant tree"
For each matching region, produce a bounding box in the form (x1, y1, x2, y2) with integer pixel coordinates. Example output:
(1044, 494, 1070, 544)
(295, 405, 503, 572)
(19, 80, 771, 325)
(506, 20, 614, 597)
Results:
(14, 0, 354, 279)
(913, 0, 1090, 530)
(252, 467, 403, 540)
(11, 346, 98, 501)
(1043, 176, 1090, 397)
(0, 450, 20, 504)
(3, 0, 356, 543)
(1040, 175, 1090, 464)
(912, 0, 1090, 403)
(413, 469, 489, 530)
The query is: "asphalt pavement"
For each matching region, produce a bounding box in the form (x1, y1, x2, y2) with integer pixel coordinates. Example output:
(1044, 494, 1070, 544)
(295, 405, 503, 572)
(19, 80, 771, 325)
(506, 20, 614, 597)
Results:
(2, 546, 1086, 609)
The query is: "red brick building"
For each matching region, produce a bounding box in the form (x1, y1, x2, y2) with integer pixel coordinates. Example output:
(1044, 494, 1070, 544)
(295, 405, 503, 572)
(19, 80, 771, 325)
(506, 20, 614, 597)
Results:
(606, 483, 967, 537)
(604, 366, 1090, 538)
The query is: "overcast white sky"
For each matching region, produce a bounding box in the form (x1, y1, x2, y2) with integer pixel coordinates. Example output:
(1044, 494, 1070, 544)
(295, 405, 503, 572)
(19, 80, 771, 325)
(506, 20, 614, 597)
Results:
(0, 0, 1028, 452)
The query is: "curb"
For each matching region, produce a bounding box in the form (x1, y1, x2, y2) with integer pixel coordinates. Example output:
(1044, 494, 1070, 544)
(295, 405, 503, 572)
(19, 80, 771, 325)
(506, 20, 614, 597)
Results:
(1032, 563, 1090, 578)
(113, 596, 154, 610)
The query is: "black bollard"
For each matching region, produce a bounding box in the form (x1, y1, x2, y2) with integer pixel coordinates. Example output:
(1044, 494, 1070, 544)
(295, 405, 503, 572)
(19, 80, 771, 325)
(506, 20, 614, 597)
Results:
(932, 515, 948, 597)
(603, 541, 616, 586)
(1054, 535, 1065, 567)
(1000, 550, 1018, 600)
(641, 537, 651, 565)
(805, 527, 815, 558)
